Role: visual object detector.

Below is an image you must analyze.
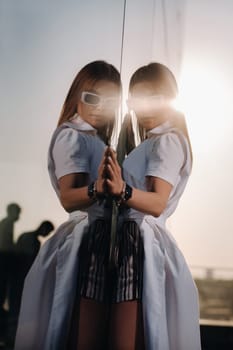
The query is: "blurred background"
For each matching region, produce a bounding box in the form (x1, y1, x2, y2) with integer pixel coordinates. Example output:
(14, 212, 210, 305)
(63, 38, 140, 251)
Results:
(1, 0, 233, 348)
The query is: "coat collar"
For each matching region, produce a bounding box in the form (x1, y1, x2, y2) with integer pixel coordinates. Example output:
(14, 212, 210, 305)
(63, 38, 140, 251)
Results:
(147, 120, 176, 138)
(68, 114, 97, 134)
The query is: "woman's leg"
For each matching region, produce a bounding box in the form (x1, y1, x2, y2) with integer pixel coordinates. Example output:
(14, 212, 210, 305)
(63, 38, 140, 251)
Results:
(68, 297, 108, 350)
(76, 297, 109, 350)
(108, 300, 145, 350)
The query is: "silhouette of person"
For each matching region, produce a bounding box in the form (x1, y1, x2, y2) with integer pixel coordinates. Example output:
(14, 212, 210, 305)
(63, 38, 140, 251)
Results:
(0, 203, 21, 253)
(16, 220, 55, 276)
(0, 203, 21, 344)
(8, 220, 54, 346)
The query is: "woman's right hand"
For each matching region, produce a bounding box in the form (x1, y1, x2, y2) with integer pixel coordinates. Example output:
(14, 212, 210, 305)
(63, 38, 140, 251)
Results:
(104, 147, 125, 197)
(96, 147, 109, 195)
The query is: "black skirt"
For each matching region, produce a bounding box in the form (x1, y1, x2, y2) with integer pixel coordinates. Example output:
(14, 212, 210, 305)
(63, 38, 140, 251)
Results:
(77, 218, 144, 303)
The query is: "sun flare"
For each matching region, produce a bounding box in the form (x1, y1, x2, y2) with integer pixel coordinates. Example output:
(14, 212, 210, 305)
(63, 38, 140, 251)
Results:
(173, 62, 232, 152)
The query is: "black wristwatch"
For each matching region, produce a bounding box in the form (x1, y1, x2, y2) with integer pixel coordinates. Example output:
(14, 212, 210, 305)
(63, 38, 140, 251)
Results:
(123, 183, 133, 202)
(87, 182, 97, 200)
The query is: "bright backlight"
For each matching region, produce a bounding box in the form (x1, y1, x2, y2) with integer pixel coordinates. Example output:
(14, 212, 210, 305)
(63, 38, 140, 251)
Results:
(173, 62, 232, 152)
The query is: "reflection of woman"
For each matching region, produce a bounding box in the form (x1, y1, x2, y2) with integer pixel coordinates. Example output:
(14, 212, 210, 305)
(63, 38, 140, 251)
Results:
(107, 62, 201, 349)
(15, 60, 123, 349)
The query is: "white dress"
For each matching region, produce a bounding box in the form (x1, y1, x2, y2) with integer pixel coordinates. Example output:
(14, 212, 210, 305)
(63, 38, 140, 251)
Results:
(15, 117, 201, 350)
(122, 121, 201, 349)
(14, 117, 107, 350)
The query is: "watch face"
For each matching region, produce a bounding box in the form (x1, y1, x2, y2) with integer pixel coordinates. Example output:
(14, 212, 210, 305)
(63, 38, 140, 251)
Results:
(88, 182, 95, 198)
(124, 184, 132, 201)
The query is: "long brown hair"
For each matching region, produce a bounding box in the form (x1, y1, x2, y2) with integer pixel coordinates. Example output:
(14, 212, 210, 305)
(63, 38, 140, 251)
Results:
(57, 60, 121, 144)
(117, 62, 192, 164)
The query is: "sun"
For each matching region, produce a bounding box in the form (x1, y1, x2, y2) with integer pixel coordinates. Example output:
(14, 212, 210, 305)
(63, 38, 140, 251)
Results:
(172, 61, 232, 153)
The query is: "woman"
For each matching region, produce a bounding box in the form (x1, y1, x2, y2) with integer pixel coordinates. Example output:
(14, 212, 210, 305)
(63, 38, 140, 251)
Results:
(106, 62, 202, 349)
(15, 60, 123, 350)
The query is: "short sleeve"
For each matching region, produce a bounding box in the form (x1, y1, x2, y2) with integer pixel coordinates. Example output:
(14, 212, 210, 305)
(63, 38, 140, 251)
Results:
(52, 128, 90, 179)
(146, 133, 184, 186)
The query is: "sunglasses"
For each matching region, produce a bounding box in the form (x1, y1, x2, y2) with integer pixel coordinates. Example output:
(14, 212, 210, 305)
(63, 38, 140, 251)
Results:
(81, 91, 119, 109)
(127, 95, 165, 111)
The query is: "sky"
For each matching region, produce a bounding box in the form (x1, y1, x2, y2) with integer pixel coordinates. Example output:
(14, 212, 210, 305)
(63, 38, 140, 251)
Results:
(0, 0, 233, 275)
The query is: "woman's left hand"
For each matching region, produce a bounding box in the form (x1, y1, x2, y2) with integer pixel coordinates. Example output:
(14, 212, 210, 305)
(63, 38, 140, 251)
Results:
(105, 147, 125, 196)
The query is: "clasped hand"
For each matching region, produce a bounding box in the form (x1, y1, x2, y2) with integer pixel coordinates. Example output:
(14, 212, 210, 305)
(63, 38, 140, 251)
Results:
(96, 147, 124, 197)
